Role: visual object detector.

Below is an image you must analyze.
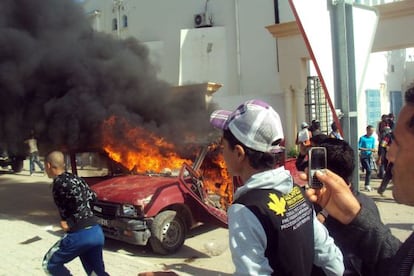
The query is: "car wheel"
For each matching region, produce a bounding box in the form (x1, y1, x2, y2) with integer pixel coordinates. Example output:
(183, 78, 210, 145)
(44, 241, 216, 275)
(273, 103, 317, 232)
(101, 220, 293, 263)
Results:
(149, 210, 186, 255)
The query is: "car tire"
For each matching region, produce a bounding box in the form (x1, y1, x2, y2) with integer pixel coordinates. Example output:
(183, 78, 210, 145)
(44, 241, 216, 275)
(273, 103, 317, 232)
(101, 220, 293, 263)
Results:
(149, 210, 186, 255)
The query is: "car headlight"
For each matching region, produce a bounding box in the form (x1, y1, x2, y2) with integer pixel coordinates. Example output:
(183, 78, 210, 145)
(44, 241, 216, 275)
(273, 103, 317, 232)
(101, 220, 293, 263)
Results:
(121, 204, 138, 217)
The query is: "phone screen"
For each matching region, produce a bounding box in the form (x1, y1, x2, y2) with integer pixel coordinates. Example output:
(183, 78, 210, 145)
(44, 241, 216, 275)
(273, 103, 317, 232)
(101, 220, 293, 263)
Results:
(308, 147, 327, 189)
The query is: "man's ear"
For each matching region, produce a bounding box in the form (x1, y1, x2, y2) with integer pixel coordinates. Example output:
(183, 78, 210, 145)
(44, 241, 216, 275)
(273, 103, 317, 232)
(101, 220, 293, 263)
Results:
(234, 145, 246, 162)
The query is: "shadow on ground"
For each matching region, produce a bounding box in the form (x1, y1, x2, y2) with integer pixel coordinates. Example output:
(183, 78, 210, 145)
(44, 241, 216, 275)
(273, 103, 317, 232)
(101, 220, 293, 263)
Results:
(0, 172, 230, 270)
(0, 173, 58, 226)
(104, 223, 221, 258)
(162, 263, 233, 276)
(103, 222, 232, 275)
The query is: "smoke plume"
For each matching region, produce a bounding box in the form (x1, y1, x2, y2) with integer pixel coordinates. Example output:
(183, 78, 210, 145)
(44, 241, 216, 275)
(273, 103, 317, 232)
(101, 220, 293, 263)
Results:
(0, 0, 217, 156)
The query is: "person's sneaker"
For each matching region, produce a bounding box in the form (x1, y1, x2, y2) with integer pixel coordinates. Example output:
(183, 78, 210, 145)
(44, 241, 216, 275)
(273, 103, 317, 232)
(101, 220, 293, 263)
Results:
(377, 189, 384, 196)
(365, 186, 372, 192)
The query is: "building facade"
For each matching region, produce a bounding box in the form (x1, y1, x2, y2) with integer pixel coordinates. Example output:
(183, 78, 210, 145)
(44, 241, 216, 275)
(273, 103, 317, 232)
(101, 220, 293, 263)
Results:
(82, 0, 283, 115)
(81, 0, 414, 149)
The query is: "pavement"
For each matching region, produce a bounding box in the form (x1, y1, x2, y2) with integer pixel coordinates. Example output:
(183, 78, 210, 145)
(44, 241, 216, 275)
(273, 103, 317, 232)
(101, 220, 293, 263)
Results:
(0, 162, 233, 276)
(357, 176, 414, 242)
(0, 162, 413, 275)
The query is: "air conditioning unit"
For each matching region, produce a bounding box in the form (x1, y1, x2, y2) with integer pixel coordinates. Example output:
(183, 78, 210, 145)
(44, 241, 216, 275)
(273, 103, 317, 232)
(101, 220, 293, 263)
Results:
(194, 12, 212, 28)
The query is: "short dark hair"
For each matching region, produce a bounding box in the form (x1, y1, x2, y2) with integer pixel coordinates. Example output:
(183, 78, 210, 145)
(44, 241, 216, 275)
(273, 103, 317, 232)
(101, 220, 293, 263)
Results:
(223, 129, 280, 170)
(311, 134, 328, 145)
(405, 85, 414, 105)
(366, 125, 373, 130)
(318, 138, 355, 185)
(313, 120, 321, 129)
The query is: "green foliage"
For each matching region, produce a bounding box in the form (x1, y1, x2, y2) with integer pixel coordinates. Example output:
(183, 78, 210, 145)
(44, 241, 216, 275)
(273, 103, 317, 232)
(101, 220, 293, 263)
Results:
(287, 147, 299, 158)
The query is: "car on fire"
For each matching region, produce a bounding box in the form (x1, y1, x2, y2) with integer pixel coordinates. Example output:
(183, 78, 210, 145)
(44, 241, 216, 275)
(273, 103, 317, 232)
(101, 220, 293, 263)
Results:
(65, 147, 229, 255)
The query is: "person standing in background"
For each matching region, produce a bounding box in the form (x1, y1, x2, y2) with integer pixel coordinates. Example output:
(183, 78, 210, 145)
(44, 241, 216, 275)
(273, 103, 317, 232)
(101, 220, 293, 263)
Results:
(377, 126, 394, 196)
(24, 130, 44, 175)
(311, 120, 322, 136)
(376, 114, 390, 166)
(296, 121, 312, 146)
(388, 113, 395, 130)
(358, 125, 376, 192)
(328, 122, 343, 140)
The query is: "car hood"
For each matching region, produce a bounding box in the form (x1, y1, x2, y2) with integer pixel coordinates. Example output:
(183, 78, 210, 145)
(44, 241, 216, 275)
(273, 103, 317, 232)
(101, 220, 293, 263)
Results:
(92, 174, 179, 205)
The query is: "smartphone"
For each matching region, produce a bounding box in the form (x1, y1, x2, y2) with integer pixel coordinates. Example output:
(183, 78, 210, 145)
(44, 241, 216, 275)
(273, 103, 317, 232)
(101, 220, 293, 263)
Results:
(308, 147, 327, 189)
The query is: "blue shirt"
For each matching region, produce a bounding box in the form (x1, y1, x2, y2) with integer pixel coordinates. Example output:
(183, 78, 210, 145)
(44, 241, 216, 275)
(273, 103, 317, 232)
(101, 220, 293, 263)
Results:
(359, 135, 376, 158)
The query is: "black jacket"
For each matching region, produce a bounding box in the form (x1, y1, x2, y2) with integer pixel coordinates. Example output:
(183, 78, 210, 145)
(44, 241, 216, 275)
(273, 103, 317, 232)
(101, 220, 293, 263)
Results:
(235, 186, 315, 275)
(316, 192, 382, 275)
(342, 205, 408, 275)
(52, 172, 98, 232)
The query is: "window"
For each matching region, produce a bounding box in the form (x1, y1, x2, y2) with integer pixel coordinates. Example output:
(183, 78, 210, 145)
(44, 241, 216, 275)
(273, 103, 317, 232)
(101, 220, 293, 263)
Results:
(365, 89, 381, 127)
(72, 152, 109, 177)
(112, 18, 118, 31)
(122, 15, 128, 28)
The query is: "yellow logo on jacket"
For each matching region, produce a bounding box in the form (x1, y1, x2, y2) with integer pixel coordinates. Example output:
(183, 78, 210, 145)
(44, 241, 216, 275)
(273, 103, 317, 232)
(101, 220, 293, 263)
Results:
(268, 193, 286, 216)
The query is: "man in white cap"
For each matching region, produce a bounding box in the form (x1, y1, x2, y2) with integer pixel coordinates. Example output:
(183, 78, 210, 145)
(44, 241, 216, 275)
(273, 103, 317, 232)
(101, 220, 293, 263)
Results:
(210, 99, 344, 275)
(296, 121, 312, 147)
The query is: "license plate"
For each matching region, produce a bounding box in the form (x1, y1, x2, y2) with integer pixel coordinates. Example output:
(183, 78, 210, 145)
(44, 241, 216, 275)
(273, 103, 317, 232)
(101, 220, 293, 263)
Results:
(97, 218, 109, 227)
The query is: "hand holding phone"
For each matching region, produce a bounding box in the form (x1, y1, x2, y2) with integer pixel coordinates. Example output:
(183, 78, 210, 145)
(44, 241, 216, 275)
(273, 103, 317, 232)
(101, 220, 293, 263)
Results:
(308, 147, 327, 189)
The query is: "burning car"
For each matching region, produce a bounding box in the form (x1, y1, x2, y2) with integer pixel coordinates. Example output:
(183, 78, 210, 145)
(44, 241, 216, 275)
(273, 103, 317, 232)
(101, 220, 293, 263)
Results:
(66, 117, 231, 255)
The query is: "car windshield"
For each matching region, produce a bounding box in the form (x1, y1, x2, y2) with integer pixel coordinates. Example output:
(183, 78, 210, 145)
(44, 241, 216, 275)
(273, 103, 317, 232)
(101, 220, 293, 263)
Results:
(66, 152, 110, 177)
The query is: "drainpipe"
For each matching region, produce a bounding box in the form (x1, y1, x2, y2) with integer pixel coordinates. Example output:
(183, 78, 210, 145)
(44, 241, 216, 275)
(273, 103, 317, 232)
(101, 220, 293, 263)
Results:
(284, 86, 294, 149)
(235, 0, 242, 95)
(113, 0, 123, 38)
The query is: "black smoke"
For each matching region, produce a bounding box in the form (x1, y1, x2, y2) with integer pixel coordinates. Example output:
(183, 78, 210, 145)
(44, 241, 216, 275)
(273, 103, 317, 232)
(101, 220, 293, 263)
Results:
(0, 0, 217, 156)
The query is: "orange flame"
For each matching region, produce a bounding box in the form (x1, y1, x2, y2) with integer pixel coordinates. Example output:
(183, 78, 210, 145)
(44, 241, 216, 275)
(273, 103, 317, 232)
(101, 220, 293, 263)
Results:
(102, 116, 233, 208)
(201, 144, 233, 209)
(102, 116, 192, 173)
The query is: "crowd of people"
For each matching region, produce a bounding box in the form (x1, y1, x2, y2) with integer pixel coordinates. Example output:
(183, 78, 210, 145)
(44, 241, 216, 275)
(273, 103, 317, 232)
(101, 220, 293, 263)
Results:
(295, 111, 395, 195)
(209, 85, 414, 275)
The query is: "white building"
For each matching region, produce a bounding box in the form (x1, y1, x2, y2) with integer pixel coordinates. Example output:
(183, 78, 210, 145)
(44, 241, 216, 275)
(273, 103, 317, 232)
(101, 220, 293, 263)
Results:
(82, 0, 281, 110)
(81, 0, 414, 149)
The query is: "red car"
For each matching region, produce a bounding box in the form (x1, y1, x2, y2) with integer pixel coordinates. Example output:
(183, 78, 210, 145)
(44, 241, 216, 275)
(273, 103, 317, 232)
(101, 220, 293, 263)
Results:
(66, 147, 228, 255)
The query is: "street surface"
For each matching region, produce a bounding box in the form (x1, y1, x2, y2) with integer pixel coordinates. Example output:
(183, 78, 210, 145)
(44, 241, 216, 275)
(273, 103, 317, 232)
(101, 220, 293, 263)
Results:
(0, 162, 413, 275)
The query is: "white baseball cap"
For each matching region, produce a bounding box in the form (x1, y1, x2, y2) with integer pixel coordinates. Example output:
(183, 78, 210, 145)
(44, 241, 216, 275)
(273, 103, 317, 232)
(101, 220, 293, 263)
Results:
(301, 122, 309, 129)
(210, 99, 284, 153)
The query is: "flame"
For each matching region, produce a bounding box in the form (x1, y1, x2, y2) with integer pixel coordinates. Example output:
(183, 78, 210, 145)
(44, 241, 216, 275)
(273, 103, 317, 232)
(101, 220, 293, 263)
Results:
(201, 144, 233, 209)
(102, 116, 192, 173)
(102, 116, 233, 209)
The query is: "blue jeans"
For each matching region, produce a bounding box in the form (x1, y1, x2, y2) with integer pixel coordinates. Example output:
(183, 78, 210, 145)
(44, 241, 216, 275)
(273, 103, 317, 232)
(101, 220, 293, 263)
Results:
(29, 151, 44, 174)
(360, 156, 372, 187)
(42, 224, 108, 276)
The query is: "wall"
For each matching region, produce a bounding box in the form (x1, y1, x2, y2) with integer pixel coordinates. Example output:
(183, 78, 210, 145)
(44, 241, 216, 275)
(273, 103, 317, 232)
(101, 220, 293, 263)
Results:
(82, 0, 281, 106)
(271, 0, 414, 145)
(179, 27, 227, 87)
